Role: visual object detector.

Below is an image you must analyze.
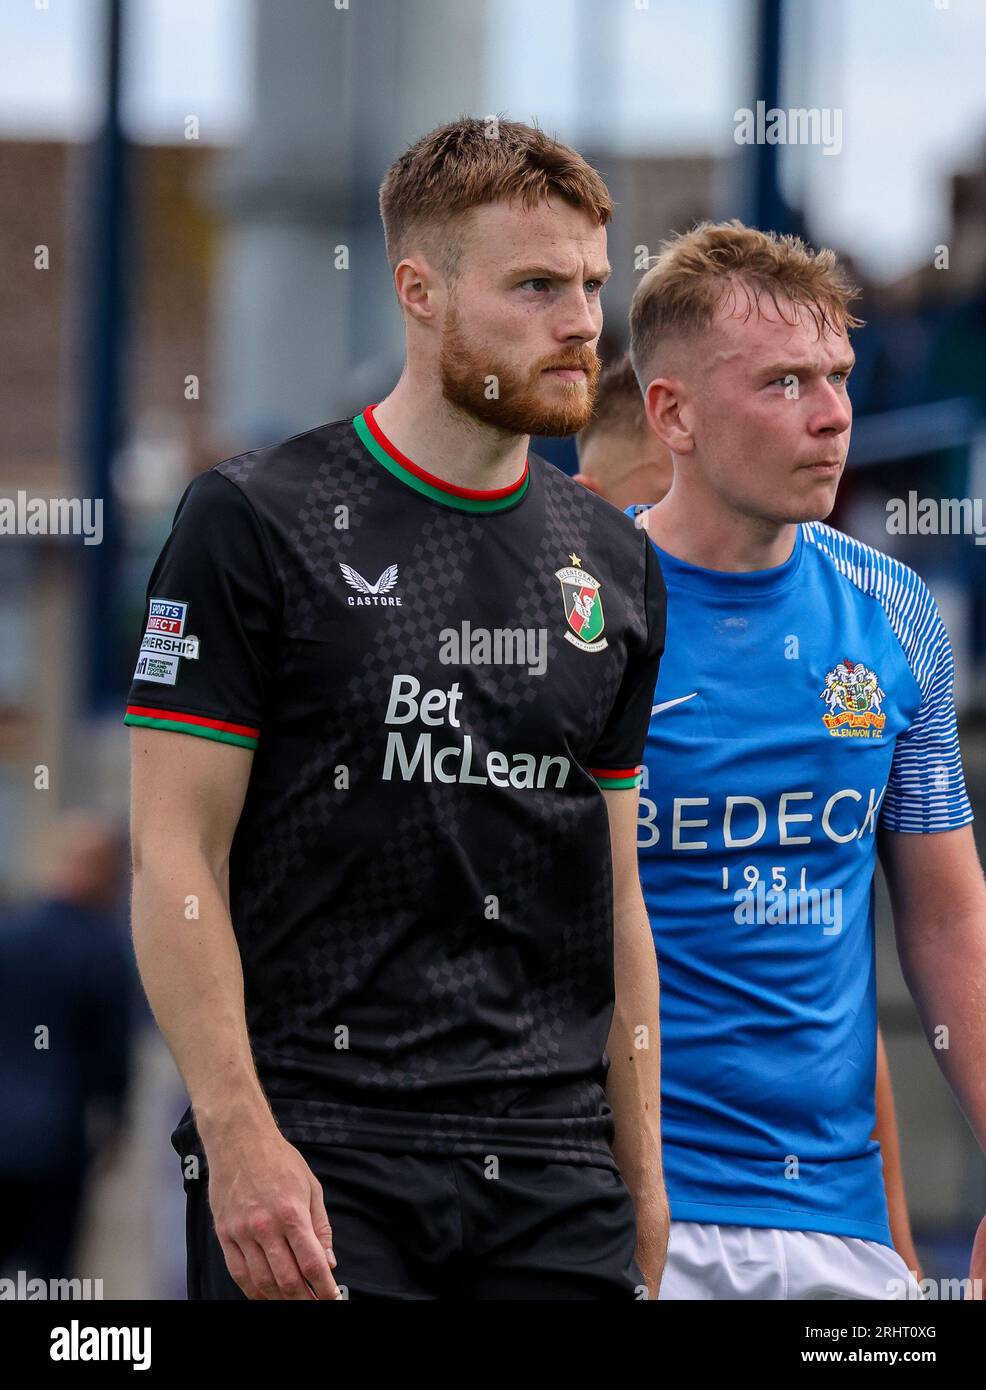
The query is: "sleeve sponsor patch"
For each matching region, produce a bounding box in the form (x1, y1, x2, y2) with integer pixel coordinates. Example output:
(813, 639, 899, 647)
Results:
(146, 598, 187, 636)
(124, 474, 276, 727)
(133, 651, 180, 685)
(134, 597, 200, 684)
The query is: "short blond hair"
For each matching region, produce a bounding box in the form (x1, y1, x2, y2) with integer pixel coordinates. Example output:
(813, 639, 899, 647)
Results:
(629, 218, 863, 384)
(379, 116, 613, 279)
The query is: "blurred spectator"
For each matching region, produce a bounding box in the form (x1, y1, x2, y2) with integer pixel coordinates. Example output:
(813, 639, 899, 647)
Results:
(0, 811, 135, 1284)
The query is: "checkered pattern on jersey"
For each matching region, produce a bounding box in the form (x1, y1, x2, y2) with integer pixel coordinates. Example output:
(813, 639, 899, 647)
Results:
(227, 433, 481, 1052)
(221, 441, 634, 1112)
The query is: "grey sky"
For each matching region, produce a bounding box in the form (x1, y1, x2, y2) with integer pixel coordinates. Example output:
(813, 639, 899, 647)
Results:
(2, 0, 985, 281)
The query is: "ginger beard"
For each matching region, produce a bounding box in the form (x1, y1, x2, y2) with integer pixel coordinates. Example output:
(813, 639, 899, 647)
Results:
(439, 299, 601, 437)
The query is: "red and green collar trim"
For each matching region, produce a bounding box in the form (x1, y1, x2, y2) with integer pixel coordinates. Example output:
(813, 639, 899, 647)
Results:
(353, 405, 530, 513)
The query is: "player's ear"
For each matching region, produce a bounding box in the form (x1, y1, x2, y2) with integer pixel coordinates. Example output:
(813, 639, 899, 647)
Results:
(393, 254, 438, 325)
(573, 472, 603, 495)
(645, 377, 693, 455)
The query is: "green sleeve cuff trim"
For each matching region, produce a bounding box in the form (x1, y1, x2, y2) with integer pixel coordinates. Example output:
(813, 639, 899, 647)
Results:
(593, 773, 641, 790)
(123, 713, 258, 750)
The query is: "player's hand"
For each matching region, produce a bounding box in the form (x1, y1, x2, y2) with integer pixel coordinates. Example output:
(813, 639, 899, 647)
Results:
(967, 1212, 986, 1299)
(205, 1124, 342, 1300)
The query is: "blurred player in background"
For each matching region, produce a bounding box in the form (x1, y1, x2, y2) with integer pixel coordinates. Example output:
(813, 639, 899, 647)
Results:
(623, 220, 986, 1299)
(574, 355, 673, 512)
(126, 117, 668, 1302)
(576, 350, 925, 1282)
(0, 812, 134, 1285)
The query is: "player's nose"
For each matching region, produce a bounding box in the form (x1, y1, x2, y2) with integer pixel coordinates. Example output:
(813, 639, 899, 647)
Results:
(812, 383, 852, 436)
(555, 287, 601, 343)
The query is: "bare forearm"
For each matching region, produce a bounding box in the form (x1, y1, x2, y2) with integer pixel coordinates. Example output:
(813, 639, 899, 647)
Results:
(606, 904, 664, 1196)
(131, 852, 275, 1145)
(896, 912, 986, 1152)
(873, 1030, 922, 1272)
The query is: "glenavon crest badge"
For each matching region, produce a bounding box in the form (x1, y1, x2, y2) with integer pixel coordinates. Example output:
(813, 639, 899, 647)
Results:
(820, 659, 887, 737)
(556, 554, 607, 652)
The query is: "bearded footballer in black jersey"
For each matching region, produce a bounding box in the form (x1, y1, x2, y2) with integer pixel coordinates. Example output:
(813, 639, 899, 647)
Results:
(127, 117, 667, 1301)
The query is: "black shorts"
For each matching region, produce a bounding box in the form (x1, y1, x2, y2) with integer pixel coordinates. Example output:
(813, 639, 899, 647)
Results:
(185, 1145, 645, 1301)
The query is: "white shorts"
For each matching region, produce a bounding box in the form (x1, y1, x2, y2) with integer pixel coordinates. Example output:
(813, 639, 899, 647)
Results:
(659, 1220, 924, 1300)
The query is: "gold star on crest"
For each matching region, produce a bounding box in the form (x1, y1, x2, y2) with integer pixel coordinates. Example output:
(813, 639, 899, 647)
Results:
(569, 552, 582, 567)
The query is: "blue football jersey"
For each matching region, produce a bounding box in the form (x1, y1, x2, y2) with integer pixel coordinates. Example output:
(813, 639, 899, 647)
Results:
(629, 510, 973, 1246)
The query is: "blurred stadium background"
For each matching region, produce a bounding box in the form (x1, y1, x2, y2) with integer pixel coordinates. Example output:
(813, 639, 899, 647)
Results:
(1, 0, 985, 1297)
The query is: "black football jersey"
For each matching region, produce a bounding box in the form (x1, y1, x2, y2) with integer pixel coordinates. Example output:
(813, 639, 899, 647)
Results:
(125, 406, 666, 1168)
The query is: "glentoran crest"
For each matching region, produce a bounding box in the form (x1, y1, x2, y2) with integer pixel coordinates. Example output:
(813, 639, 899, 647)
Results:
(555, 553, 607, 652)
(820, 659, 886, 737)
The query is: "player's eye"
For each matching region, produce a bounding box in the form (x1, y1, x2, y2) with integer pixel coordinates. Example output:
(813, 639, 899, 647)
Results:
(584, 280, 603, 295)
(521, 278, 551, 293)
(830, 371, 848, 385)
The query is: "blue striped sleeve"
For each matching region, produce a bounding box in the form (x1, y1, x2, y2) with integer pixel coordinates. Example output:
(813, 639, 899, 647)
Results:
(804, 521, 973, 834)
(881, 593, 973, 832)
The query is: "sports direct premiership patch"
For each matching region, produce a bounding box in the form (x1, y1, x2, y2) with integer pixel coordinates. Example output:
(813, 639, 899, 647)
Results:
(134, 597, 200, 685)
(145, 598, 187, 635)
(555, 556, 608, 652)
